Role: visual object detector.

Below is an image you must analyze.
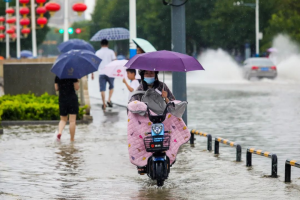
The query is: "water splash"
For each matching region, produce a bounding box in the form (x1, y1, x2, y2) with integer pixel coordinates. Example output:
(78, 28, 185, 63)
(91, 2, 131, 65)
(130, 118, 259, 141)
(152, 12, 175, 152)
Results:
(270, 34, 300, 82)
(187, 49, 246, 84)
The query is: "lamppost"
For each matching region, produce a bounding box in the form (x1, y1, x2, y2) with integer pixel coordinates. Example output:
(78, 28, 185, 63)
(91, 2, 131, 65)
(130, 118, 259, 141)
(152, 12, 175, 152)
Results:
(129, 0, 137, 58)
(233, 0, 262, 56)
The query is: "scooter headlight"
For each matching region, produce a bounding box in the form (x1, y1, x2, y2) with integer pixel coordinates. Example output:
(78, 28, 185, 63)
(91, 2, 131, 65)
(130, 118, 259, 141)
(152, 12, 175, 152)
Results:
(152, 124, 163, 135)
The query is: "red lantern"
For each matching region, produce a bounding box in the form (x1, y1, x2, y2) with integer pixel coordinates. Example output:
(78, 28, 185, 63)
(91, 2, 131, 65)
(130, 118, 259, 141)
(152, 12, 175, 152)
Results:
(6, 8, 15, 16)
(6, 18, 16, 24)
(45, 2, 61, 16)
(11, 33, 16, 40)
(21, 28, 31, 37)
(0, 25, 5, 31)
(20, 18, 30, 28)
(6, 28, 15, 35)
(36, 7, 47, 15)
(20, 7, 30, 17)
(0, 16, 5, 23)
(37, 17, 47, 28)
(20, 0, 30, 5)
(72, 3, 87, 16)
(0, 33, 5, 40)
(36, 0, 46, 4)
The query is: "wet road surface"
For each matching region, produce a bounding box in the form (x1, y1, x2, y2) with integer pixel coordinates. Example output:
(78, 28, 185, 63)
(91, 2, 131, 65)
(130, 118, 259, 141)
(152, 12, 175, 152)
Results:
(1, 82, 300, 199)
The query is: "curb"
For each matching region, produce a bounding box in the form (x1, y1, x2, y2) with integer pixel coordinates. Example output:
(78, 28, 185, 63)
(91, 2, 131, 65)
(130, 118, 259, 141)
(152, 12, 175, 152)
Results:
(0, 115, 93, 127)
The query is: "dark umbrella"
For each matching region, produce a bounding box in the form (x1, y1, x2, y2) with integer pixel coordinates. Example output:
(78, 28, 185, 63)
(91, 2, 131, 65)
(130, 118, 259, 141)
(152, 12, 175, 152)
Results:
(90, 27, 130, 41)
(20, 50, 33, 58)
(51, 50, 101, 79)
(58, 39, 95, 53)
(125, 50, 204, 72)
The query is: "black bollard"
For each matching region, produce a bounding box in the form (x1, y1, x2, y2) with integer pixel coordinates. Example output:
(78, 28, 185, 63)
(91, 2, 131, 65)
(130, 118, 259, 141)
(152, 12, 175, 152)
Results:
(271, 154, 278, 178)
(207, 134, 212, 152)
(214, 140, 219, 155)
(285, 162, 291, 183)
(236, 145, 242, 162)
(246, 151, 252, 167)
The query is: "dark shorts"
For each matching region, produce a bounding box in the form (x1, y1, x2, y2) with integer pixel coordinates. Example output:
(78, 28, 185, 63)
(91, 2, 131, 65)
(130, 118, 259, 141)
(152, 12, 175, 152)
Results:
(99, 75, 115, 92)
(59, 99, 79, 116)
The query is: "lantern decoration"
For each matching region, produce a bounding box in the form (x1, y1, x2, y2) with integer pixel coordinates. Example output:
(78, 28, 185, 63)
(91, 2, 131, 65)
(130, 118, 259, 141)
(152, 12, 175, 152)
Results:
(11, 33, 16, 41)
(6, 17, 16, 24)
(36, 0, 46, 5)
(45, 2, 61, 16)
(0, 16, 5, 25)
(72, 3, 87, 16)
(6, 28, 15, 35)
(20, 7, 30, 18)
(37, 17, 47, 28)
(0, 33, 5, 40)
(5, 8, 15, 17)
(36, 7, 47, 16)
(0, 18, 4, 41)
(20, 0, 30, 6)
(21, 27, 31, 38)
(20, 18, 30, 28)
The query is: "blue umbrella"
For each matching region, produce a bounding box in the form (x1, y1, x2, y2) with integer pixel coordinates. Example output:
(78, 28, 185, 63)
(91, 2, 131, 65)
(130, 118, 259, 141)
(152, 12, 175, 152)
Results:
(51, 50, 101, 79)
(90, 27, 130, 41)
(58, 39, 95, 53)
(20, 50, 33, 58)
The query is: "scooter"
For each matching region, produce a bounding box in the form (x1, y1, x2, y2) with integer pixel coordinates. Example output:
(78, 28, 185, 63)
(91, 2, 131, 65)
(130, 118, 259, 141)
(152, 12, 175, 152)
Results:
(143, 102, 175, 187)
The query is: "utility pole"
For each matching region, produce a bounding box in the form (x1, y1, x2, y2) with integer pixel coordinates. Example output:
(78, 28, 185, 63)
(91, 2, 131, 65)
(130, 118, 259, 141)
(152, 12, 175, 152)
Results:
(16, 0, 21, 58)
(6, 2, 10, 59)
(171, 0, 189, 141)
(63, 0, 69, 42)
(255, 0, 259, 55)
(31, 0, 37, 57)
(129, 0, 137, 58)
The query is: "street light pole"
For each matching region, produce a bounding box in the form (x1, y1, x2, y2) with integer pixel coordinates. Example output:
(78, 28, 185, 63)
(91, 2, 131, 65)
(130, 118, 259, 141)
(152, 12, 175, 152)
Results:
(63, 0, 69, 42)
(129, 0, 137, 58)
(31, 0, 37, 57)
(16, 0, 21, 59)
(171, 0, 187, 124)
(5, 2, 10, 59)
(255, 0, 259, 55)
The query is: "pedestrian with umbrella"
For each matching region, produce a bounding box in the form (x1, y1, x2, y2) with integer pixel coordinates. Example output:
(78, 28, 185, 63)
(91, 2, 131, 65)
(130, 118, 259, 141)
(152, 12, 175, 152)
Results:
(90, 28, 130, 110)
(51, 50, 101, 141)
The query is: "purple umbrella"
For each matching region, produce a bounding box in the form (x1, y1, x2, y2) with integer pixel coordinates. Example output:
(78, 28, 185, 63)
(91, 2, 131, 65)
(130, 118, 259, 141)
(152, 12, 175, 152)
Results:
(125, 50, 204, 72)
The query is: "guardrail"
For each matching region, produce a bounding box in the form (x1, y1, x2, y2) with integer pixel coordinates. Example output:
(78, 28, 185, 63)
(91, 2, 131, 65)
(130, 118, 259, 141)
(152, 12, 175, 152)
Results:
(191, 129, 212, 151)
(285, 159, 300, 182)
(246, 148, 277, 178)
(214, 137, 242, 162)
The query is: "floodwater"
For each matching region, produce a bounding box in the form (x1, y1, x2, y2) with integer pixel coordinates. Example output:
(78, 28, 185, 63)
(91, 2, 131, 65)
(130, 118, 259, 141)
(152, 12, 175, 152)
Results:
(1, 81, 300, 199)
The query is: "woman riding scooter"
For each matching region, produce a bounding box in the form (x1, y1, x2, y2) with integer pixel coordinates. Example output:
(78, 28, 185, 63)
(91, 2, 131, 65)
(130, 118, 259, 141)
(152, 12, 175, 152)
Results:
(130, 70, 175, 103)
(129, 70, 176, 174)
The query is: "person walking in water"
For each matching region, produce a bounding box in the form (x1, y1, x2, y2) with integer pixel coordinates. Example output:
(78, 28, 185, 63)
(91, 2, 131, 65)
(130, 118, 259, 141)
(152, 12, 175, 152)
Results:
(54, 76, 79, 142)
(92, 39, 116, 110)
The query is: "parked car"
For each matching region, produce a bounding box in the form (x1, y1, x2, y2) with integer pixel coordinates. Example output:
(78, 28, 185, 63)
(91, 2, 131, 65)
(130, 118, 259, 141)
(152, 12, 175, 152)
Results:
(243, 58, 277, 80)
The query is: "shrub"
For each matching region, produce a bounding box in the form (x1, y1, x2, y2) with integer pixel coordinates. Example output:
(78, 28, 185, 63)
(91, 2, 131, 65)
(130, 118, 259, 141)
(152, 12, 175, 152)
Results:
(0, 93, 86, 121)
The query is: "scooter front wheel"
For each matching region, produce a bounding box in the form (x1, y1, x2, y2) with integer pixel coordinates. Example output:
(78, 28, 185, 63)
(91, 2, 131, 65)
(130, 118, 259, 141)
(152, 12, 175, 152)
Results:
(156, 162, 164, 187)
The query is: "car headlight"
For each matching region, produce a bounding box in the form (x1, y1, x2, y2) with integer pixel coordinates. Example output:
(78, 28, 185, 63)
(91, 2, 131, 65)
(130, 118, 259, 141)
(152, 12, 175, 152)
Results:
(152, 124, 163, 135)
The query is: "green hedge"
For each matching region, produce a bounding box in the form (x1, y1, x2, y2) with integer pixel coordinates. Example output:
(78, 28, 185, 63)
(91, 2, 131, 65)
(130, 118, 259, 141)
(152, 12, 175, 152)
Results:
(0, 93, 87, 121)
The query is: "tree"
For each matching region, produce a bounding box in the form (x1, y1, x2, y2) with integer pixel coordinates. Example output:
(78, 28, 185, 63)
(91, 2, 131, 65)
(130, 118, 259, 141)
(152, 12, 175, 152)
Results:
(263, 0, 300, 50)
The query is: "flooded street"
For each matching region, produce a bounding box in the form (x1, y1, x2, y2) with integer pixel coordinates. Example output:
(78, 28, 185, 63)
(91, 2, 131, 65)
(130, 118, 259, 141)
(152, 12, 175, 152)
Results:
(1, 81, 300, 199)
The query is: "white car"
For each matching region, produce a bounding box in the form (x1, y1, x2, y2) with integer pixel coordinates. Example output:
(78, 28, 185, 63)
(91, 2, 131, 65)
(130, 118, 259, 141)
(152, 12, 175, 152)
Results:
(243, 58, 277, 80)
